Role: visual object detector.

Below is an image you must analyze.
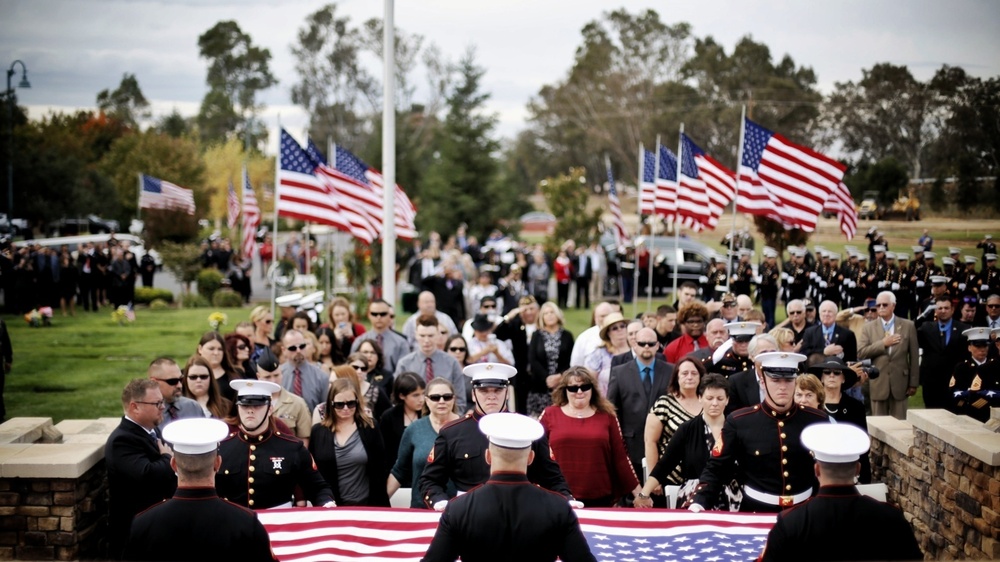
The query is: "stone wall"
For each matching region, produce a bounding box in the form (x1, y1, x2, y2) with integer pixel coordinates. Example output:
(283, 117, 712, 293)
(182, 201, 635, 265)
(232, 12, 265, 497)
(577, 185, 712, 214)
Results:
(0, 417, 118, 561)
(869, 409, 1000, 560)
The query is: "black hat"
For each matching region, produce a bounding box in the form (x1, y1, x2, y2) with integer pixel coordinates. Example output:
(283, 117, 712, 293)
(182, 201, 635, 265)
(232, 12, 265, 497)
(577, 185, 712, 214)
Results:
(255, 347, 280, 373)
(471, 313, 494, 332)
(808, 357, 857, 388)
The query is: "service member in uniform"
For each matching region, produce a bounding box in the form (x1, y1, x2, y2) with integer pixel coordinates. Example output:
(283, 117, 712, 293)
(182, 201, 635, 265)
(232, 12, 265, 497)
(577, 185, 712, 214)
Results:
(706, 321, 759, 377)
(422, 413, 596, 562)
(418, 363, 574, 510)
(758, 423, 922, 562)
(757, 247, 781, 328)
(216, 380, 335, 509)
(689, 352, 828, 513)
(731, 249, 754, 298)
(124, 418, 276, 561)
(949, 327, 1000, 422)
(979, 253, 999, 294)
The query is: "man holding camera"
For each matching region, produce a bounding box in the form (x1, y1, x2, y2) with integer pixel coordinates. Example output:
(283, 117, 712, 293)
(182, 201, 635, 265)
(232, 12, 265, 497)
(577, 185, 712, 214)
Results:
(858, 291, 919, 420)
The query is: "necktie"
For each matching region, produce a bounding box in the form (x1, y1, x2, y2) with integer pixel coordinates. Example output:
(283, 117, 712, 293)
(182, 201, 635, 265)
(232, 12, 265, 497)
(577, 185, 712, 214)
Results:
(940, 325, 949, 346)
(148, 429, 158, 443)
(425, 357, 434, 382)
(293, 367, 303, 396)
(377, 332, 384, 350)
(167, 401, 178, 422)
(642, 367, 652, 396)
(692, 339, 700, 351)
(824, 331, 831, 346)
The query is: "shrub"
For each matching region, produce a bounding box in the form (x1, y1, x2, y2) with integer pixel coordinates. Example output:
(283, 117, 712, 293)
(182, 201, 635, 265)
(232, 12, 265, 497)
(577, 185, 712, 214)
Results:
(149, 299, 172, 310)
(134, 287, 174, 304)
(196, 268, 224, 300)
(212, 289, 244, 308)
(180, 293, 210, 308)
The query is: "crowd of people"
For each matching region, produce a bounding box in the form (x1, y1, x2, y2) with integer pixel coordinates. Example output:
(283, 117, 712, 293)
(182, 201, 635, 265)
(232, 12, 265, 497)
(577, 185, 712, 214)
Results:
(101, 225, 1000, 561)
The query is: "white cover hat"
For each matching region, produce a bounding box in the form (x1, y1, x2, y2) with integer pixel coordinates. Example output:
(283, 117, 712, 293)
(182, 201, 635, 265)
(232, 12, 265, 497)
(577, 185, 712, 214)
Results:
(801, 423, 870, 463)
(464, 363, 517, 388)
(478, 412, 544, 449)
(162, 418, 230, 455)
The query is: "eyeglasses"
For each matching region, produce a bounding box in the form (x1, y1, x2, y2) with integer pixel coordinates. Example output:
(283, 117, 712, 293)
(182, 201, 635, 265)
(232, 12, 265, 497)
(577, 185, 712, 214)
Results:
(788, 310, 804, 315)
(608, 323, 626, 331)
(987, 304, 1000, 309)
(350, 364, 367, 371)
(136, 400, 165, 409)
(156, 378, 183, 386)
(448, 346, 467, 353)
(236, 344, 249, 350)
(285, 344, 307, 352)
(876, 303, 892, 308)
(566, 384, 594, 393)
(866, 309, 877, 314)
(635, 341, 658, 348)
(369, 311, 390, 317)
(332, 400, 358, 410)
(427, 394, 455, 402)
(186, 374, 211, 381)
(821, 370, 842, 376)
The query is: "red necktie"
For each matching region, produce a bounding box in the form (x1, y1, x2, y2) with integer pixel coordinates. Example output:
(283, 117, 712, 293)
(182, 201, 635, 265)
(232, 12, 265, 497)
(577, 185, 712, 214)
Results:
(425, 357, 434, 382)
(377, 333, 384, 350)
(293, 367, 303, 396)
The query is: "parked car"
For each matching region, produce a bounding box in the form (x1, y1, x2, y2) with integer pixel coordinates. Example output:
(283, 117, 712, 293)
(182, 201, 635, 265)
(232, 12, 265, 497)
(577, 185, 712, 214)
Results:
(47, 215, 120, 237)
(20, 233, 161, 268)
(601, 232, 718, 298)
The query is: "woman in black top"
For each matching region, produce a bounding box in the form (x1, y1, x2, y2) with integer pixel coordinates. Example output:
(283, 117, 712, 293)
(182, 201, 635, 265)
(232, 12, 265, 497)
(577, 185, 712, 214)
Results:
(809, 358, 871, 483)
(378, 372, 426, 473)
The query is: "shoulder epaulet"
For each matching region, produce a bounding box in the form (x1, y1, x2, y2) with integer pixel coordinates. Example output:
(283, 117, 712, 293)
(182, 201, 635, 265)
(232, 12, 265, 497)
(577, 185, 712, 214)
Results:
(273, 431, 304, 444)
(222, 497, 259, 516)
(441, 414, 474, 432)
(731, 405, 760, 419)
(800, 405, 829, 419)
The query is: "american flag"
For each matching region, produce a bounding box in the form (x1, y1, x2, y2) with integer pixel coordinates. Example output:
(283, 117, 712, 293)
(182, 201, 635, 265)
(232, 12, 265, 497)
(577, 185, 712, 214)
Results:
(333, 145, 418, 241)
(256, 507, 775, 562)
(276, 129, 353, 235)
(737, 119, 845, 232)
(605, 156, 630, 247)
(139, 175, 196, 215)
(302, 138, 378, 244)
(241, 167, 260, 259)
(655, 146, 680, 222)
(227, 180, 240, 229)
(681, 134, 737, 231)
(823, 181, 858, 240)
(639, 148, 657, 216)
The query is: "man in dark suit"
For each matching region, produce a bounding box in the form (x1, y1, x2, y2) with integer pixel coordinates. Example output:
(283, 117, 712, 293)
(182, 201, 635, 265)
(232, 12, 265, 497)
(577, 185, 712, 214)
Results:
(124, 418, 276, 561)
(423, 412, 595, 562)
(104, 379, 176, 559)
(575, 246, 592, 310)
(917, 294, 969, 410)
(493, 296, 540, 415)
(799, 300, 858, 365)
(725, 334, 779, 415)
(608, 327, 674, 476)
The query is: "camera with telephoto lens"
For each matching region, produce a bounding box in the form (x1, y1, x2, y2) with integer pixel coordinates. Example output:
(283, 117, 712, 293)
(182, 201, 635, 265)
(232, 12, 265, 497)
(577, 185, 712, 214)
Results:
(855, 359, 880, 380)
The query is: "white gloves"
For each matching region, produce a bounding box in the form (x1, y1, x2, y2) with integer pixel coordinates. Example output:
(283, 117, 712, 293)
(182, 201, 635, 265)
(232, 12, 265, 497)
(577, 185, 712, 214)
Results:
(878, 281, 887, 288)
(819, 281, 827, 289)
(983, 284, 990, 291)
(569, 500, 584, 509)
(688, 503, 705, 513)
(699, 275, 709, 283)
(323, 501, 337, 508)
(892, 283, 900, 290)
(433, 500, 448, 512)
(958, 283, 966, 291)
(916, 280, 925, 288)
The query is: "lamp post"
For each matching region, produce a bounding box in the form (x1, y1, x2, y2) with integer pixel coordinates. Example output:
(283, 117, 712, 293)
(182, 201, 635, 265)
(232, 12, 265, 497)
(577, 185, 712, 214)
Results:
(6, 60, 30, 218)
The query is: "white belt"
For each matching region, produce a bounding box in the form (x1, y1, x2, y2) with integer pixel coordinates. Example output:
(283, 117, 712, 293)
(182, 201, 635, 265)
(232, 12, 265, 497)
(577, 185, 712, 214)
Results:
(743, 485, 812, 507)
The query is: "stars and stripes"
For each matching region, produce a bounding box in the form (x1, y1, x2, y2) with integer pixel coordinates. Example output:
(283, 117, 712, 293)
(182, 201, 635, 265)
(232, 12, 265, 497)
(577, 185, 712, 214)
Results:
(227, 180, 240, 229)
(681, 133, 737, 231)
(606, 157, 630, 246)
(333, 145, 418, 241)
(737, 118, 845, 232)
(139, 175, 196, 215)
(655, 146, 680, 222)
(256, 507, 776, 562)
(241, 167, 260, 259)
(639, 148, 658, 216)
(276, 129, 353, 234)
(822, 181, 858, 240)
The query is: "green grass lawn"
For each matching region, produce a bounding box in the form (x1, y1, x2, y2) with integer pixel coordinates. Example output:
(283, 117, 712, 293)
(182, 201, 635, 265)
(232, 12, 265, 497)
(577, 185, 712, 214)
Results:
(4, 293, 922, 423)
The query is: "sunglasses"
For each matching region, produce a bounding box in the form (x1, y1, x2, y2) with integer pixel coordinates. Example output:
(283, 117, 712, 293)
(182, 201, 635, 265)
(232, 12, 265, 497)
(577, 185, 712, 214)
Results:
(427, 394, 455, 402)
(157, 378, 183, 386)
(566, 384, 594, 393)
(608, 323, 626, 332)
(722, 302, 736, 308)
(186, 374, 211, 381)
(332, 400, 358, 410)
(635, 341, 658, 348)
(263, 319, 273, 324)
(685, 319, 704, 325)
(788, 310, 804, 315)
(481, 304, 496, 309)
(866, 309, 877, 314)
(369, 311, 390, 317)
(350, 364, 367, 371)
(285, 344, 307, 352)
(987, 304, 1000, 309)
(876, 303, 892, 308)
(236, 344, 249, 350)
(448, 346, 467, 353)
(821, 370, 842, 376)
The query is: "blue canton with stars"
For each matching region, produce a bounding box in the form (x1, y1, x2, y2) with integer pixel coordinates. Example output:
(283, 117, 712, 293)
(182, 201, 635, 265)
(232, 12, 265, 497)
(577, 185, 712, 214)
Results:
(587, 530, 767, 562)
(280, 130, 318, 175)
(334, 146, 372, 186)
(643, 150, 657, 183)
(679, 135, 700, 178)
(658, 146, 678, 181)
(306, 139, 327, 166)
(741, 119, 773, 172)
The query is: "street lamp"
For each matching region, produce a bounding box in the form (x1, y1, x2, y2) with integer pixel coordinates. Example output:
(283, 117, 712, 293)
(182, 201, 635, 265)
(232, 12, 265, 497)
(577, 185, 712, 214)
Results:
(6, 60, 30, 219)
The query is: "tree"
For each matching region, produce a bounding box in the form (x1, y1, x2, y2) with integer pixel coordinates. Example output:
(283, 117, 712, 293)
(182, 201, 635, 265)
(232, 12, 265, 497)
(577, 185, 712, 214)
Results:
(96, 73, 150, 129)
(540, 167, 601, 251)
(197, 20, 277, 148)
(822, 63, 944, 178)
(419, 49, 529, 238)
(154, 109, 193, 138)
(844, 157, 910, 206)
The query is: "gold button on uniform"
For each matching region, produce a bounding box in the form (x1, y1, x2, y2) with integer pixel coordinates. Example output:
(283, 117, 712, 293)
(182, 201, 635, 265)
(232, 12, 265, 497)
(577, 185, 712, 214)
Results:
(783, 471, 789, 477)
(785, 485, 792, 491)
(249, 488, 255, 495)
(778, 422, 784, 428)
(464, 454, 469, 458)
(781, 446, 788, 452)
(248, 477, 254, 483)
(249, 466, 255, 472)
(754, 450, 760, 455)
(782, 459, 788, 465)
(248, 499, 254, 506)
(275, 470, 280, 475)
(250, 455, 256, 461)
(780, 433, 786, 439)
(250, 445, 256, 451)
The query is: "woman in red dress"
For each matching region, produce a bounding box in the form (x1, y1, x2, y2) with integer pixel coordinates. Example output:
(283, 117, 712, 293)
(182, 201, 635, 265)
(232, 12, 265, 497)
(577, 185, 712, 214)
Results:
(539, 366, 641, 507)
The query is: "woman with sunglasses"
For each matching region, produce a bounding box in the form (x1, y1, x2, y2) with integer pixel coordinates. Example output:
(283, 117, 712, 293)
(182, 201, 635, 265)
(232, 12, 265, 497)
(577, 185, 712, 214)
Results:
(379, 373, 426, 473)
(527, 301, 574, 418)
(308, 378, 390, 507)
(181, 355, 231, 419)
(356, 339, 393, 396)
(197, 331, 241, 404)
(348, 352, 391, 420)
(248, 305, 276, 363)
(808, 358, 871, 483)
(387, 377, 461, 508)
(538, 367, 640, 507)
(643, 355, 705, 490)
(584, 312, 631, 395)
(443, 335, 472, 412)
(224, 333, 256, 378)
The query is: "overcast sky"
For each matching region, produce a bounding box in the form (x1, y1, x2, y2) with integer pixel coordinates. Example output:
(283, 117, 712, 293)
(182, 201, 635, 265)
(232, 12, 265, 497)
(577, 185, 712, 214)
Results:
(3, 0, 999, 155)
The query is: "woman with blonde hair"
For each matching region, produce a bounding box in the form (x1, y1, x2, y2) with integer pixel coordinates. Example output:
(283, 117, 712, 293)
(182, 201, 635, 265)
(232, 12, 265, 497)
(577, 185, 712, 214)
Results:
(769, 326, 797, 352)
(248, 305, 276, 363)
(538, 367, 641, 507)
(308, 378, 390, 507)
(387, 377, 461, 508)
(527, 301, 574, 417)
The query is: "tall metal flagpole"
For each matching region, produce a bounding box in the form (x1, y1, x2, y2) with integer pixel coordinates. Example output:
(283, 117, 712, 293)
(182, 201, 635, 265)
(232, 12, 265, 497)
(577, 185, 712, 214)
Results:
(673, 130, 683, 303)
(271, 115, 282, 324)
(639, 144, 653, 313)
(727, 106, 747, 293)
(136, 173, 142, 224)
(381, 0, 398, 310)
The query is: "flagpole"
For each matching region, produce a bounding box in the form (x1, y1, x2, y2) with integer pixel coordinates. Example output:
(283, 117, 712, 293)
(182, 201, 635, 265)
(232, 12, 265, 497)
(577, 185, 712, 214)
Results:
(728, 106, 747, 294)
(136, 173, 142, 224)
(675, 128, 686, 303)
(271, 116, 281, 324)
(381, 0, 398, 310)
(639, 143, 652, 313)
